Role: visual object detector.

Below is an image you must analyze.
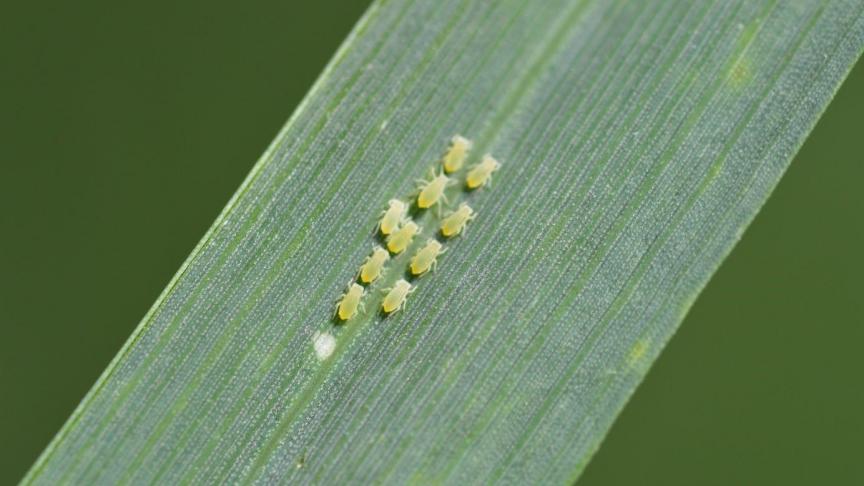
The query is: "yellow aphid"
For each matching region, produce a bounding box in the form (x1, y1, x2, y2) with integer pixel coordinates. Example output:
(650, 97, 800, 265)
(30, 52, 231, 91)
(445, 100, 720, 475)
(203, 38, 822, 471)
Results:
(386, 221, 419, 254)
(336, 283, 365, 321)
(359, 246, 389, 284)
(466, 154, 501, 189)
(440, 203, 476, 237)
(382, 279, 414, 314)
(410, 239, 445, 276)
(417, 171, 453, 209)
(442, 135, 473, 173)
(379, 199, 407, 236)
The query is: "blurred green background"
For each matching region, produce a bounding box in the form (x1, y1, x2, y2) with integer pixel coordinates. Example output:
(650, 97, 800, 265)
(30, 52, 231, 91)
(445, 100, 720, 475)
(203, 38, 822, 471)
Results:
(0, 1, 860, 484)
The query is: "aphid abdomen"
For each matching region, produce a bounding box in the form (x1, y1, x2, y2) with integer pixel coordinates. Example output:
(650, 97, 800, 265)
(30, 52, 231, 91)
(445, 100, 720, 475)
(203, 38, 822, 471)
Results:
(440, 203, 475, 237)
(359, 246, 390, 284)
(337, 283, 365, 321)
(443, 135, 472, 173)
(386, 221, 419, 254)
(379, 199, 407, 235)
(466, 154, 500, 189)
(382, 279, 413, 314)
(417, 173, 452, 209)
(410, 239, 444, 275)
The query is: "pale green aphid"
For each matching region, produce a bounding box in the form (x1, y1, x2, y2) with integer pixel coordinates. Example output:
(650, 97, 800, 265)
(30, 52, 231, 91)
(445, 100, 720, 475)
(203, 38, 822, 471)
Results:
(410, 239, 445, 276)
(417, 171, 453, 209)
(442, 135, 472, 173)
(379, 199, 407, 236)
(336, 283, 365, 321)
(359, 246, 390, 284)
(386, 220, 419, 254)
(381, 279, 414, 314)
(466, 154, 500, 189)
(440, 202, 475, 237)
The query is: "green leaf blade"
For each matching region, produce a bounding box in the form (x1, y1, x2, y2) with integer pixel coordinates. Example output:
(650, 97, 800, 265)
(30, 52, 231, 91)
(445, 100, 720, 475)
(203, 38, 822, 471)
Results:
(25, 0, 864, 484)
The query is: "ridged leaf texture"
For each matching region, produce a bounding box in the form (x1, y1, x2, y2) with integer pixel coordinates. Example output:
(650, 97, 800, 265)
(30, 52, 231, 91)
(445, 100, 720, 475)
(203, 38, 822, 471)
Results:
(25, 0, 864, 484)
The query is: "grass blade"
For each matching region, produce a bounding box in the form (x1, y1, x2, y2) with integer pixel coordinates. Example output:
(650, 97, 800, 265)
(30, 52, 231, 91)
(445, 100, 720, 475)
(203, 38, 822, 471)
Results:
(24, 0, 864, 484)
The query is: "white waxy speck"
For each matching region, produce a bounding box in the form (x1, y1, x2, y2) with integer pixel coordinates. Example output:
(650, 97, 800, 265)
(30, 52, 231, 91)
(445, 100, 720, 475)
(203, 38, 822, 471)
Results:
(312, 332, 336, 361)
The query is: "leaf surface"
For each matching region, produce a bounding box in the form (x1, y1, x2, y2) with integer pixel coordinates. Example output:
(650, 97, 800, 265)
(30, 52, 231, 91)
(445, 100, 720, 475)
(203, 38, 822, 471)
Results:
(25, 0, 864, 484)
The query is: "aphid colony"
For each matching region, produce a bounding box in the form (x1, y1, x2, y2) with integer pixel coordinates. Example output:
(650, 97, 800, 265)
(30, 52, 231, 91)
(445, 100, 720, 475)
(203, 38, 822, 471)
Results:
(336, 135, 500, 321)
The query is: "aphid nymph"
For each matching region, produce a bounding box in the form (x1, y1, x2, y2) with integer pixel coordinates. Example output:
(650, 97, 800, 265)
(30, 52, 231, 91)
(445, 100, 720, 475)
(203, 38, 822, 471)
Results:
(359, 246, 390, 284)
(442, 135, 473, 173)
(386, 220, 419, 254)
(417, 171, 454, 209)
(410, 239, 445, 276)
(336, 283, 365, 321)
(440, 202, 476, 237)
(379, 199, 407, 236)
(466, 154, 500, 189)
(382, 279, 414, 314)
